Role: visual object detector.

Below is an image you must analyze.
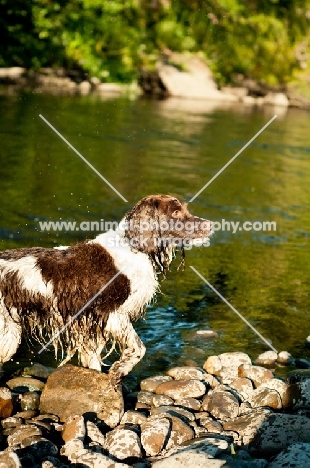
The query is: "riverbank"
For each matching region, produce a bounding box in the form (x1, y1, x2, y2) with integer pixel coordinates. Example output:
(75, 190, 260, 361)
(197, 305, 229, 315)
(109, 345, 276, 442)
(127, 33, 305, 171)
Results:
(1, 61, 310, 111)
(1, 349, 310, 467)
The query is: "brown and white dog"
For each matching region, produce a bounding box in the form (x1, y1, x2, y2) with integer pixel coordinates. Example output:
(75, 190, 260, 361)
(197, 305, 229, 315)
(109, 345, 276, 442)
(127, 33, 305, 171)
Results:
(0, 195, 212, 383)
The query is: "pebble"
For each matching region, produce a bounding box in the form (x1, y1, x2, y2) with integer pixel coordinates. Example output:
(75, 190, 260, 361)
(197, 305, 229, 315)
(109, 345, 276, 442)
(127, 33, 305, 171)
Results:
(21, 391, 40, 411)
(0, 451, 21, 467)
(238, 364, 274, 387)
(277, 351, 294, 365)
(255, 350, 278, 366)
(141, 417, 171, 456)
(202, 389, 239, 420)
(166, 366, 205, 380)
(152, 394, 174, 407)
(155, 379, 206, 399)
(7, 424, 42, 446)
(62, 414, 86, 442)
(248, 387, 282, 409)
(105, 426, 143, 459)
(0, 348, 309, 467)
(23, 363, 54, 379)
(6, 377, 45, 393)
(140, 375, 173, 393)
(86, 421, 106, 447)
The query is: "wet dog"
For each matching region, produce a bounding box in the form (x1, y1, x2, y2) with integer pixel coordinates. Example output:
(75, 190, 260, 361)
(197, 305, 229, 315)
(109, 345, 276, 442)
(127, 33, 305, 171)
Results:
(0, 195, 212, 383)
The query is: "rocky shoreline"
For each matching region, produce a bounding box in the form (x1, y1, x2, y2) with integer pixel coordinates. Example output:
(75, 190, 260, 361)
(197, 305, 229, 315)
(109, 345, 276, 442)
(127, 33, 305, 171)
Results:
(1, 62, 310, 111)
(1, 349, 310, 467)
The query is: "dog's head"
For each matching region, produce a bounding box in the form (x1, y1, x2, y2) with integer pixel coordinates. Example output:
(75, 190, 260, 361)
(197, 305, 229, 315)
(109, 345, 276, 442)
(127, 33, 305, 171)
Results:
(124, 194, 213, 272)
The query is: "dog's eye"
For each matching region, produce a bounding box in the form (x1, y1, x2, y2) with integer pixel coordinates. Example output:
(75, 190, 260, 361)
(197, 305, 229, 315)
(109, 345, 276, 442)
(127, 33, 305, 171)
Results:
(172, 210, 182, 218)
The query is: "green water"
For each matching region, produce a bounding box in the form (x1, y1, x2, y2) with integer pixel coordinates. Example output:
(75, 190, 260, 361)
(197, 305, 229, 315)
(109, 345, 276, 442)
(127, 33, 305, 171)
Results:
(1, 90, 310, 383)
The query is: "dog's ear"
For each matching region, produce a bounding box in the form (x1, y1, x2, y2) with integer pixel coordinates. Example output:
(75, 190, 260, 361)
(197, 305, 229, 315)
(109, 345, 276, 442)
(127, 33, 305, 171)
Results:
(124, 196, 162, 255)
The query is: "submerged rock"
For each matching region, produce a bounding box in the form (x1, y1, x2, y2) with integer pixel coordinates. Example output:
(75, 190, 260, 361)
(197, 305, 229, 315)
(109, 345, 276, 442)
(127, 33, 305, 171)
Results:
(40, 365, 124, 427)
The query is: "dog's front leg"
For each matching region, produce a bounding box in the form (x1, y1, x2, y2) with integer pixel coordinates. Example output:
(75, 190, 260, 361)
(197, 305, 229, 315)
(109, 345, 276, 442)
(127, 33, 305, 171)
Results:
(107, 313, 146, 385)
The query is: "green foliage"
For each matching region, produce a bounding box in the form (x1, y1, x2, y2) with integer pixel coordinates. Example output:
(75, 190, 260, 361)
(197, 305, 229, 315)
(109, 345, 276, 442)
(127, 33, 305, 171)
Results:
(0, 0, 310, 84)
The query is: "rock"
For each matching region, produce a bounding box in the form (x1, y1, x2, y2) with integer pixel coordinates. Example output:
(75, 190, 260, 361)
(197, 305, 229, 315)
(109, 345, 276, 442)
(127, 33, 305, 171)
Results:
(86, 421, 106, 447)
(164, 415, 195, 449)
(230, 378, 253, 399)
(295, 358, 310, 369)
(7, 424, 42, 446)
(135, 402, 150, 411)
(15, 410, 37, 420)
(0, 451, 21, 467)
(202, 374, 221, 389)
(20, 392, 40, 411)
(79, 81, 91, 94)
(198, 416, 223, 433)
(223, 408, 272, 445)
(242, 95, 257, 105)
(23, 363, 53, 379)
(202, 390, 239, 420)
(268, 442, 310, 468)
(203, 356, 222, 375)
(247, 387, 282, 409)
(260, 378, 292, 408)
(221, 86, 248, 98)
(156, 56, 230, 101)
(40, 365, 123, 427)
(120, 410, 148, 425)
(255, 351, 278, 366)
(140, 376, 173, 393)
(238, 364, 274, 387)
(0, 387, 13, 418)
(192, 330, 218, 339)
(41, 456, 60, 467)
(97, 83, 123, 95)
(290, 379, 310, 409)
(264, 92, 289, 107)
(62, 415, 86, 442)
(155, 380, 206, 399)
(277, 351, 294, 365)
(20, 436, 58, 459)
(204, 353, 252, 380)
(141, 417, 171, 456)
(106, 426, 143, 459)
(151, 405, 195, 422)
(152, 394, 174, 407)
(288, 369, 310, 384)
(152, 439, 229, 467)
(137, 391, 154, 405)
(166, 367, 205, 380)
(1, 417, 23, 429)
(248, 414, 310, 455)
(6, 377, 45, 393)
(174, 397, 201, 411)
(61, 438, 129, 467)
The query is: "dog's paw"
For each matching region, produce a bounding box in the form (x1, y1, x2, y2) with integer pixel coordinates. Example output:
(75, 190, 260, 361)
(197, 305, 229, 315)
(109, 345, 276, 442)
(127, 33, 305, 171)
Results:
(108, 371, 122, 388)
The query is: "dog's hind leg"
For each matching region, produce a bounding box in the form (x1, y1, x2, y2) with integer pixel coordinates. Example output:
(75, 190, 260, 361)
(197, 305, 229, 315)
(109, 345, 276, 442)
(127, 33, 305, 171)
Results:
(0, 306, 22, 367)
(107, 312, 146, 384)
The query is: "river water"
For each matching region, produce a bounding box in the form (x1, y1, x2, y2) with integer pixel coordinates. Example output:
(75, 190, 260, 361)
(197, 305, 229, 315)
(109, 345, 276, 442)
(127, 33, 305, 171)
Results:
(1, 90, 310, 385)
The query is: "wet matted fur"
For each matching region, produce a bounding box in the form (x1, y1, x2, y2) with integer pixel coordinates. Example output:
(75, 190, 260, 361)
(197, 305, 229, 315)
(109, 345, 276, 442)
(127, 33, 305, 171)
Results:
(0, 194, 212, 383)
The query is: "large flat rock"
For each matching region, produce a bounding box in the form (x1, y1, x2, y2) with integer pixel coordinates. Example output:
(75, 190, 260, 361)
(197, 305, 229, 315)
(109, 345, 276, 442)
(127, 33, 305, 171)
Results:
(40, 365, 123, 427)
